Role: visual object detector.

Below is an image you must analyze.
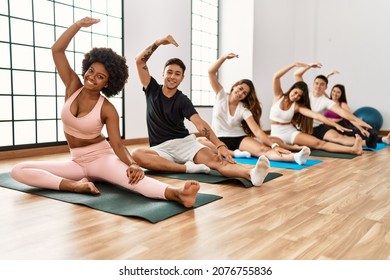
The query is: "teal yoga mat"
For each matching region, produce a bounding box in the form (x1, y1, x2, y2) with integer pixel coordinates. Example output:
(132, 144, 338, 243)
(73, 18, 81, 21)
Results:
(363, 142, 389, 152)
(234, 157, 323, 170)
(0, 172, 222, 223)
(144, 169, 283, 188)
(309, 150, 358, 159)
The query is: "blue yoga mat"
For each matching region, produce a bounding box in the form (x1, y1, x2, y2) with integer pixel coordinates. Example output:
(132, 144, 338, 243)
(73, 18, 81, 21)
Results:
(234, 157, 322, 170)
(363, 142, 389, 152)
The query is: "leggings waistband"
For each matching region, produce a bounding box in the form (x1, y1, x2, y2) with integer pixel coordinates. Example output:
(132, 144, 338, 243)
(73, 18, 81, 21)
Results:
(70, 140, 113, 160)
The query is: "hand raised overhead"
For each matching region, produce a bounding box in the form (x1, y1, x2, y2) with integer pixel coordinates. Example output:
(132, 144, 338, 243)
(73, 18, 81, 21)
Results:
(76, 17, 100, 28)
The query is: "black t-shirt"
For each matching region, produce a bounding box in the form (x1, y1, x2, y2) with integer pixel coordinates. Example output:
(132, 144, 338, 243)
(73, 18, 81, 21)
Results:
(143, 77, 198, 146)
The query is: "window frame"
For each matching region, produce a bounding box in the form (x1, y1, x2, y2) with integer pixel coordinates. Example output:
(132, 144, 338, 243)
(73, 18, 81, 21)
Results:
(190, 0, 219, 107)
(0, 0, 124, 151)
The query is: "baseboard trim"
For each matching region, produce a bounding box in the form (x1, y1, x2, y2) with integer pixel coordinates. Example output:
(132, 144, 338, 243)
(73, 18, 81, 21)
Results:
(0, 138, 149, 160)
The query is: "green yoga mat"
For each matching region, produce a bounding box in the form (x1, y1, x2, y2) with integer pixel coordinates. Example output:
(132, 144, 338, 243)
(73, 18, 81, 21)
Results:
(144, 169, 283, 188)
(309, 149, 358, 159)
(0, 172, 222, 224)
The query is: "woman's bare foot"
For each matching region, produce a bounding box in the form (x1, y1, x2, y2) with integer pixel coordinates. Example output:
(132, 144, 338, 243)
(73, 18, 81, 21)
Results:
(180, 180, 200, 207)
(59, 178, 100, 195)
(167, 180, 200, 208)
(352, 134, 363, 155)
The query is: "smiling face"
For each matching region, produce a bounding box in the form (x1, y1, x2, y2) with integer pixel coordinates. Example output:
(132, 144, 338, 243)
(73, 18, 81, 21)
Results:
(83, 62, 109, 90)
(231, 83, 250, 101)
(289, 87, 304, 102)
(163, 64, 184, 91)
(313, 77, 327, 95)
(331, 86, 342, 101)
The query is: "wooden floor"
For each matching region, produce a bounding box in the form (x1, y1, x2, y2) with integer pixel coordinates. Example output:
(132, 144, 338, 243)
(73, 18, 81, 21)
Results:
(1, 143, 390, 260)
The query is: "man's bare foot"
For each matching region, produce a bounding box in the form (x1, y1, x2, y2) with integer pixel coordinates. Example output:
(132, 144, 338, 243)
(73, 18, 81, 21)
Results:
(352, 134, 363, 155)
(177, 180, 200, 208)
(60, 178, 100, 195)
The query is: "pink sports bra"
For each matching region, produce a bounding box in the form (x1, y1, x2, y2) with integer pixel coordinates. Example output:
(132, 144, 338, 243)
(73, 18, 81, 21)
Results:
(324, 102, 342, 119)
(61, 87, 105, 139)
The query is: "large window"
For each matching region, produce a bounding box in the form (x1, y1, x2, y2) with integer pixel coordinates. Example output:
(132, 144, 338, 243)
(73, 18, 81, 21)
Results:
(191, 0, 219, 107)
(0, 0, 123, 151)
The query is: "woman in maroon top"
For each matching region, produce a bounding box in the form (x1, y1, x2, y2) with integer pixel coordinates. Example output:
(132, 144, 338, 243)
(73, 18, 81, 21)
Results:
(324, 84, 389, 146)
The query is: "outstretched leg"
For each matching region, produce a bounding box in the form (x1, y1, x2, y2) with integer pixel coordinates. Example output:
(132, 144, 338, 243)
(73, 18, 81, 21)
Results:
(263, 146, 311, 165)
(323, 129, 358, 146)
(194, 148, 270, 186)
(11, 160, 100, 194)
(239, 137, 311, 165)
(269, 136, 305, 151)
(294, 132, 363, 155)
(131, 147, 209, 173)
(88, 154, 200, 206)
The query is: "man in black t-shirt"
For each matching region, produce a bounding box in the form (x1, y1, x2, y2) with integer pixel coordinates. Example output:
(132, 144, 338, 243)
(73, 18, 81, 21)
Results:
(131, 35, 270, 187)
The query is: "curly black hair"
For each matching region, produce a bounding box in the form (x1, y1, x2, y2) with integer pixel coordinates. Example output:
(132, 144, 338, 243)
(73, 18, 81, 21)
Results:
(82, 47, 129, 97)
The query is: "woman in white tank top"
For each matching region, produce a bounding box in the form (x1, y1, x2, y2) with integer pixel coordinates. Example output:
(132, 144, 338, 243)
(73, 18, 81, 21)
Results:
(270, 62, 363, 155)
(199, 53, 314, 166)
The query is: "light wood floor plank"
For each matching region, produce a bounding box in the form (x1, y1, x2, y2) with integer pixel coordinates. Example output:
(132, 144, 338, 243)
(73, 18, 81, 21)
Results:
(0, 144, 389, 259)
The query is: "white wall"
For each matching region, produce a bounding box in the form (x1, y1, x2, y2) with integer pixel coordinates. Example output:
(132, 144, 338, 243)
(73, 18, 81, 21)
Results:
(253, 0, 318, 130)
(253, 0, 390, 130)
(124, 0, 192, 139)
(124, 0, 390, 140)
(218, 0, 254, 89)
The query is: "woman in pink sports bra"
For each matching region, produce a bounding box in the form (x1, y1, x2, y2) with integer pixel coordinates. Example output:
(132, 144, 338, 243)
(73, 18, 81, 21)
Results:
(270, 62, 363, 155)
(11, 17, 200, 208)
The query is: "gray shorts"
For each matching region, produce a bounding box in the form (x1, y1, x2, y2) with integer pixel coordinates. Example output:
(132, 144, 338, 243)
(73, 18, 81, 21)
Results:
(150, 134, 207, 164)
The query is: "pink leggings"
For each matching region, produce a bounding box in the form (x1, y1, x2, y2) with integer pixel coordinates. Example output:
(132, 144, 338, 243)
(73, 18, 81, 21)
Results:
(11, 140, 167, 200)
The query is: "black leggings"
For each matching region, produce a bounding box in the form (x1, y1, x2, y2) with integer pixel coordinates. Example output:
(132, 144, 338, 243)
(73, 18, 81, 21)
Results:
(336, 120, 382, 142)
(218, 136, 246, 150)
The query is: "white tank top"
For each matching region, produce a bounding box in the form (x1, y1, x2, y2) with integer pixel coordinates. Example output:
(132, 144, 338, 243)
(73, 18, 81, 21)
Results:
(269, 97, 295, 123)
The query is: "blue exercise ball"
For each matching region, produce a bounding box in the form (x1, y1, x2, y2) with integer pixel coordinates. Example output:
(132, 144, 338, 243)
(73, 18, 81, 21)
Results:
(354, 106, 383, 131)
